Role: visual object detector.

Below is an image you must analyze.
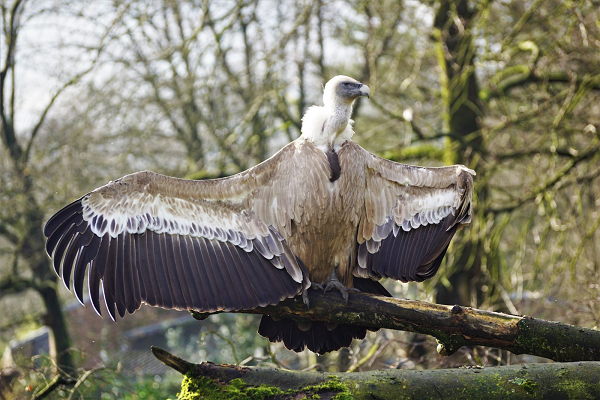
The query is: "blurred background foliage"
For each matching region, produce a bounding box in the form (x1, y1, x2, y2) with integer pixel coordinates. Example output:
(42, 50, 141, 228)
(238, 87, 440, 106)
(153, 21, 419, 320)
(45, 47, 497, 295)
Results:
(1, 0, 599, 398)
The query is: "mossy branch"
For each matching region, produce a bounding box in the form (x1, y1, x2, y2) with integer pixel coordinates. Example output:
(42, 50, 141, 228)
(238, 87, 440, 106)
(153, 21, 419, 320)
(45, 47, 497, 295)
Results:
(152, 347, 600, 400)
(192, 290, 600, 362)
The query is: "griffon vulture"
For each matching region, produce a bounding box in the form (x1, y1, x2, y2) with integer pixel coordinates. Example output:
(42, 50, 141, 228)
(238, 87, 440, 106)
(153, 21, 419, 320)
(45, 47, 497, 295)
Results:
(45, 75, 474, 354)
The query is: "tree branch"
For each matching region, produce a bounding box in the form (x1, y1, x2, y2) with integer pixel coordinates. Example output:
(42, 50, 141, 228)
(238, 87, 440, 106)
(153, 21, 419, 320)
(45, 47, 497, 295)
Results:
(0, 274, 36, 297)
(0, 220, 19, 244)
(31, 375, 75, 400)
(483, 71, 600, 100)
(192, 290, 600, 362)
(23, 65, 97, 163)
(0, 0, 25, 164)
(489, 141, 600, 214)
(500, 0, 546, 50)
(152, 346, 600, 399)
(492, 146, 581, 160)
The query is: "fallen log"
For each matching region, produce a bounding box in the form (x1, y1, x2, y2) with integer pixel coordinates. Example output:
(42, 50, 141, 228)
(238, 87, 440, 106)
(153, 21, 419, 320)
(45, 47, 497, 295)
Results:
(152, 347, 600, 399)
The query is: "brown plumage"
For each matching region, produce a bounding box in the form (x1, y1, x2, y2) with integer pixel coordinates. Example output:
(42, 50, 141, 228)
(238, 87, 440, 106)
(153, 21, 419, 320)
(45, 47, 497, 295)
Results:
(45, 75, 474, 354)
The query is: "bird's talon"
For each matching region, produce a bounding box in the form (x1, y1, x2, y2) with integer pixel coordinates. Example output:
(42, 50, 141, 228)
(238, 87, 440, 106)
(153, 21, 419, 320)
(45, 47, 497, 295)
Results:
(311, 283, 325, 292)
(302, 289, 310, 310)
(322, 280, 360, 304)
(324, 282, 337, 293)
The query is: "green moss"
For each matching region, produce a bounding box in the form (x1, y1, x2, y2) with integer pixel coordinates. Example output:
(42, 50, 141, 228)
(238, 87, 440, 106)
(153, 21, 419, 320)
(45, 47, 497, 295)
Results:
(470, 373, 513, 398)
(514, 320, 553, 356)
(299, 375, 353, 399)
(435, 333, 466, 356)
(176, 375, 283, 400)
(509, 377, 537, 394)
(515, 317, 600, 361)
(556, 379, 595, 400)
(557, 368, 569, 378)
(332, 394, 353, 400)
(176, 373, 353, 399)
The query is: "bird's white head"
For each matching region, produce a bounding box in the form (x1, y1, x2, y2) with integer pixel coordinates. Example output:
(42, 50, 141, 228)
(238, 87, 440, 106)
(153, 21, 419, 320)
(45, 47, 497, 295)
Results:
(323, 75, 370, 108)
(300, 75, 370, 149)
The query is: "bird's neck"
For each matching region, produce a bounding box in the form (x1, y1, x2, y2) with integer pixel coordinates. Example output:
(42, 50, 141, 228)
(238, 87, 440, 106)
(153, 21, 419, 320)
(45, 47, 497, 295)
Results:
(300, 101, 354, 151)
(323, 102, 353, 140)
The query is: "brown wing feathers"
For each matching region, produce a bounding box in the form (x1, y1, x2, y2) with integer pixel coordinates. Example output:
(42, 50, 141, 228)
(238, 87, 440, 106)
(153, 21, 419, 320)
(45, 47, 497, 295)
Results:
(44, 196, 309, 321)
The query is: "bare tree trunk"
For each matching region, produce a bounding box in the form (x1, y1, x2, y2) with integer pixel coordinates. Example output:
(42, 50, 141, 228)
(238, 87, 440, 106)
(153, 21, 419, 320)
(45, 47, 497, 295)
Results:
(15, 184, 75, 374)
(0, 186, 75, 375)
(39, 286, 74, 373)
(152, 347, 600, 399)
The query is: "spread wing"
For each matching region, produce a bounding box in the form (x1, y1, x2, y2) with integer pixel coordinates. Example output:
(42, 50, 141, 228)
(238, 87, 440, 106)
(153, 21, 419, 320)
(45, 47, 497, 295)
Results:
(351, 143, 475, 282)
(44, 144, 310, 320)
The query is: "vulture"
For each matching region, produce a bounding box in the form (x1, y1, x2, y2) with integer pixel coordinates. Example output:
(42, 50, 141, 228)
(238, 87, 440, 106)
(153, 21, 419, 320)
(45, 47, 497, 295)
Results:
(45, 75, 474, 354)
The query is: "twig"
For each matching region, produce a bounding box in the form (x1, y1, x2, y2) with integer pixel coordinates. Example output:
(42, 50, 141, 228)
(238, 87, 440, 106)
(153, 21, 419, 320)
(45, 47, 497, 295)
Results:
(32, 375, 75, 400)
(66, 366, 105, 400)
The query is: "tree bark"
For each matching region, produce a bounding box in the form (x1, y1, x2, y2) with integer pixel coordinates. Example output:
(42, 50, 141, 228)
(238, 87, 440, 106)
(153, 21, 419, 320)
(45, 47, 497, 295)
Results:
(433, 0, 486, 308)
(192, 290, 600, 362)
(152, 347, 600, 400)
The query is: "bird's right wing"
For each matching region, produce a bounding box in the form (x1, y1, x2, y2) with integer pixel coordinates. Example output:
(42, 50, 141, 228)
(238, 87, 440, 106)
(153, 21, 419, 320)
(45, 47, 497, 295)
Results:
(44, 144, 310, 320)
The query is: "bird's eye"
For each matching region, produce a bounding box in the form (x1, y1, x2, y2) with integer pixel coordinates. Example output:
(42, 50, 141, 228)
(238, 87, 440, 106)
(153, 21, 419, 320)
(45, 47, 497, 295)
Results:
(343, 82, 351, 87)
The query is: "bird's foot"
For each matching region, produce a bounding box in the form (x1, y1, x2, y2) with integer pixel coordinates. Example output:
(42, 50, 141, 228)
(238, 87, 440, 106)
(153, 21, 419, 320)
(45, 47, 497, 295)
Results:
(302, 282, 327, 309)
(324, 281, 360, 304)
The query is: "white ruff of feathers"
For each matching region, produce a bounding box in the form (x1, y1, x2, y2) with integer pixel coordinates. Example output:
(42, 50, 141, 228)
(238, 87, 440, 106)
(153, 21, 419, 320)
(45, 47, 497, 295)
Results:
(300, 75, 357, 151)
(300, 106, 355, 151)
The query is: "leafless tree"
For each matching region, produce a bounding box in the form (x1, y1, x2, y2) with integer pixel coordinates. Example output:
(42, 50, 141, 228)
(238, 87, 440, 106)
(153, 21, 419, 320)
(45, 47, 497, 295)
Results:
(0, 0, 122, 375)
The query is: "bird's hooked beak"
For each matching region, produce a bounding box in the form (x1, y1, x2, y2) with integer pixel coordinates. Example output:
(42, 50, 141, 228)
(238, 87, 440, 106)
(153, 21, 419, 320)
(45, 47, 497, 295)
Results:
(358, 84, 370, 99)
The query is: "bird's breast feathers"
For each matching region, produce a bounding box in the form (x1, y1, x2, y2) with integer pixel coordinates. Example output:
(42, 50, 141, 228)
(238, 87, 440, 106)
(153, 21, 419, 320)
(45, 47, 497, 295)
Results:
(248, 140, 364, 281)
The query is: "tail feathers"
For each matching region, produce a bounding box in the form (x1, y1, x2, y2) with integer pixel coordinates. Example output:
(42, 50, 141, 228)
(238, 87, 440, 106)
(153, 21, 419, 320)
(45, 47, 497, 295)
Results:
(258, 278, 391, 354)
(258, 317, 367, 355)
(352, 277, 392, 296)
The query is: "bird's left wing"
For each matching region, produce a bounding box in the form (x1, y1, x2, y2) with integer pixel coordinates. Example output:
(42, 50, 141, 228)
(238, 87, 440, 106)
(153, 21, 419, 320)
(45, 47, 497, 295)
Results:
(44, 147, 309, 320)
(349, 142, 475, 282)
